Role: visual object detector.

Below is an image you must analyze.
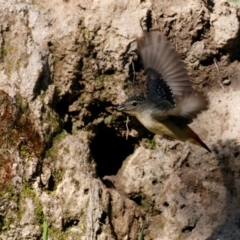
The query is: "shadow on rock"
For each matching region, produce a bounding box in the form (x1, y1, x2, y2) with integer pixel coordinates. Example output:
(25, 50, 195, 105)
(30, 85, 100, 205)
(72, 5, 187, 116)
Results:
(207, 139, 240, 240)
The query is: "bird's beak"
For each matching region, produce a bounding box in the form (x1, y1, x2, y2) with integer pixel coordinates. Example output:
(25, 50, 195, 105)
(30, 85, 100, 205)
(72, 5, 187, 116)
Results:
(117, 104, 125, 111)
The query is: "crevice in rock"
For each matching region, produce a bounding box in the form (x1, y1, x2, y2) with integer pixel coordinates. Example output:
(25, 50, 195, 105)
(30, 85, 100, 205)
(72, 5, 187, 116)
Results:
(101, 178, 116, 189)
(55, 58, 84, 133)
(152, 179, 157, 185)
(180, 204, 186, 209)
(63, 219, 79, 231)
(98, 211, 108, 228)
(182, 225, 196, 233)
(33, 56, 52, 100)
(0, 215, 4, 231)
(103, 68, 115, 75)
(82, 101, 113, 126)
(107, 198, 119, 240)
(191, 20, 211, 43)
(200, 57, 214, 66)
(47, 175, 54, 191)
(129, 195, 142, 205)
(127, 57, 147, 98)
(222, 15, 240, 62)
(226, 34, 240, 62)
(163, 202, 169, 207)
(234, 151, 239, 158)
(131, 55, 143, 73)
(55, 81, 84, 133)
(0, 31, 6, 63)
(140, 9, 153, 32)
(55, 93, 77, 133)
(203, 0, 214, 13)
(90, 124, 136, 178)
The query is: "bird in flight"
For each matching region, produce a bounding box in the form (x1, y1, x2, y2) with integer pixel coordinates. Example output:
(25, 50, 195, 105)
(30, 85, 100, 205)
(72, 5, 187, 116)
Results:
(118, 32, 211, 152)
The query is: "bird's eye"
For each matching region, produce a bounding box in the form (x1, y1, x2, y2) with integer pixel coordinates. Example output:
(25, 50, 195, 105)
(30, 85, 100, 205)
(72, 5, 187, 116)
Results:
(132, 102, 137, 106)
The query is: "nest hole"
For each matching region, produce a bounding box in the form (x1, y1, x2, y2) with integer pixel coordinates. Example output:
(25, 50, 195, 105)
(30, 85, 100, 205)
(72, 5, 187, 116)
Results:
(90, 124, 136, 178)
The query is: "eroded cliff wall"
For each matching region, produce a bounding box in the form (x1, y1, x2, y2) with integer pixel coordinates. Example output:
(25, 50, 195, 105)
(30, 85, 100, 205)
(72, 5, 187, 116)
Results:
(1, 0, 240, 239)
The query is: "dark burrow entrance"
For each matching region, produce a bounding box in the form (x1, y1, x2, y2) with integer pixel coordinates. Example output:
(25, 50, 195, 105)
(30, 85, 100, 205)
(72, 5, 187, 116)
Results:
(90, 124, 137, 178)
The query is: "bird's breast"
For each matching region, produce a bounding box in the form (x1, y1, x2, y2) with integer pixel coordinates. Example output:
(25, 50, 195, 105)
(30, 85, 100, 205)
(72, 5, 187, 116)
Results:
(135, 111, 189, 141)
(136, 111, 169, 135)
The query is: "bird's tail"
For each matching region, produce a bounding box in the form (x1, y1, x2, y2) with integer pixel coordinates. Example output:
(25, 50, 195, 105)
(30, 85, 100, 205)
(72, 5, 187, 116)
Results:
(183, 125, 211, 153)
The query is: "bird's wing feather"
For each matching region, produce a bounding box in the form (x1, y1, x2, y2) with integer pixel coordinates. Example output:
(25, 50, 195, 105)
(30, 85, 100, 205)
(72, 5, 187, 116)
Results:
(166, 93, 208, 122)
(152, 93, 209, 124)
(145, 68, 176, 108)
(138, 32, 209, 123)
(137, 32, 192, 103)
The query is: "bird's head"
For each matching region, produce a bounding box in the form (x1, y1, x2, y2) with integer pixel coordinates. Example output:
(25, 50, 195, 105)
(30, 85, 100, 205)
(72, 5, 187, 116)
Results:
(117, 96, 151, 116)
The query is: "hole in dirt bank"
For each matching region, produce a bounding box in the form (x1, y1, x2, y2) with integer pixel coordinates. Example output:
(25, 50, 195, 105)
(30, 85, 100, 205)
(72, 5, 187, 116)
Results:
(90, 124, 136, 178)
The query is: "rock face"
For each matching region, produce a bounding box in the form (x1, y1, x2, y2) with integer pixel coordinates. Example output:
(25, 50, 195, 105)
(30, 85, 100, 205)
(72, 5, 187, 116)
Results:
(0, 0, 240, 239)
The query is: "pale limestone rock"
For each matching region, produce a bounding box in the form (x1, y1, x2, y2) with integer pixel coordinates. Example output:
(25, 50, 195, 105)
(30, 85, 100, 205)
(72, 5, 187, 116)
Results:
(211, 1, 239, 47)
(0, 0, 240, 239)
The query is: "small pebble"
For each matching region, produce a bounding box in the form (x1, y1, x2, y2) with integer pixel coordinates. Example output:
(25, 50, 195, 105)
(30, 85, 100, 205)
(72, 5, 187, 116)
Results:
(222, 79, 231, 85)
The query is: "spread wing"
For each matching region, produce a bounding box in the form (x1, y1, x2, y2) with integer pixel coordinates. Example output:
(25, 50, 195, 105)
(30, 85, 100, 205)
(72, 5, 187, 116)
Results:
(145, 67, 176, 109)
(137, 32, 208, 123)
(137, 32, 192, 103)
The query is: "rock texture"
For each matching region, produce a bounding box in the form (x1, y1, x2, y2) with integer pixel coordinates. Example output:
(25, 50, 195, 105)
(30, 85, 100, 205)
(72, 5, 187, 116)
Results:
(0, 0, 240, 239)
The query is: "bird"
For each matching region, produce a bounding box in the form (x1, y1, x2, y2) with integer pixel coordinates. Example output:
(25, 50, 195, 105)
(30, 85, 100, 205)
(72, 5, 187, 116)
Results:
(118, 32, 211, 152)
